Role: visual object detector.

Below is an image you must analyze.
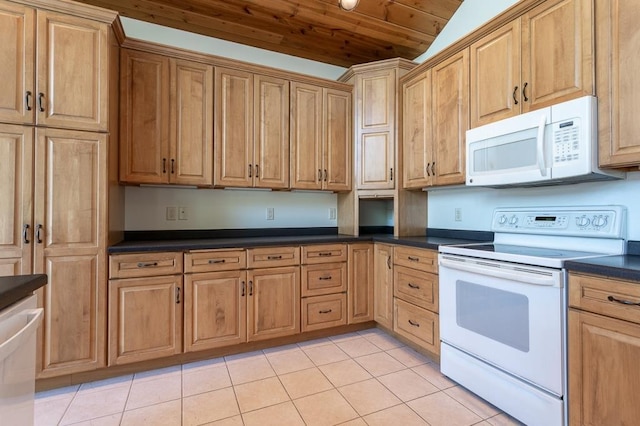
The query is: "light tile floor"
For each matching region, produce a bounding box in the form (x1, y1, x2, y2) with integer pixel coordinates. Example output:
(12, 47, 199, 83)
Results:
(35, 328, 524, 426)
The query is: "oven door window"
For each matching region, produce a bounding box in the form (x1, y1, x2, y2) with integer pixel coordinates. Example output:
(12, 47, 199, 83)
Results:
(456, 280, 529, 352)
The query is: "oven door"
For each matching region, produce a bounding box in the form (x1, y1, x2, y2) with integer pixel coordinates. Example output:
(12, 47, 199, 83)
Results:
(439, 254, 565, 396)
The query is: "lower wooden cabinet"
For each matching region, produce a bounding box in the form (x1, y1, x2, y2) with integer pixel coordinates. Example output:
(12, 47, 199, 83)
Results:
(108, 275, 183, 365)
(302, 293, 347, 332)
(347, 243, 374, 324)
(373, 244, 394, 328)
(247, 266, 300, 341)
(393, 298, 439, 355)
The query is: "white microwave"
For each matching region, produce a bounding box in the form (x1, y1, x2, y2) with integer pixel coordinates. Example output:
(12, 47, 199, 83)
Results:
(466, 96, 624, 187)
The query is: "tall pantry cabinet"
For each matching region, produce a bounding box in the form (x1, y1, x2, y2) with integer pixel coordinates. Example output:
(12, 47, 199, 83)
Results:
(0, 0, 120, 379)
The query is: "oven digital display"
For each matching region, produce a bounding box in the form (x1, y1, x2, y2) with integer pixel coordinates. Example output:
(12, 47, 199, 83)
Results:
(535, 216, 556, 222)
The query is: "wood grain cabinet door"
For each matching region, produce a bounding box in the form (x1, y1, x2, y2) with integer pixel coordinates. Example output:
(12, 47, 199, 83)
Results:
(0, 2, 34, 124)
(36, 11, 108, 131)
(432, 49, 469, 187)
(169, 59, 213, 186)
(0, 124, 33, 276)
(324, 88, 352, 192)
(347, 243, 374, 324)
(247, 266, 300, 341)
(521, 0, 594, 112)
(290, 82, 323, 190)
(214, 67, 253, 188)
(402, 70, 432, 189)
(119, 49, 170, 184)
(373, 244, 394, 328)
(254, 75, 289, 189)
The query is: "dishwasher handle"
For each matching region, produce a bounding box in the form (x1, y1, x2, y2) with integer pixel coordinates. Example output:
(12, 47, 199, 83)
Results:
(439, 256, 560, 287)
(0, 308, 43, 362)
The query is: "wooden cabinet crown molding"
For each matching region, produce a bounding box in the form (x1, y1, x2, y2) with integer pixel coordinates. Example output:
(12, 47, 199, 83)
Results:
(338, 57, 418, 83)
(120, 38, 353, 93)
(14, 0, 118, 24)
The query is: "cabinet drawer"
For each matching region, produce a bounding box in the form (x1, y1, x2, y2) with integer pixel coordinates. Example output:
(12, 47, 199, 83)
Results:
(302, 262, 347, 297)
(109, 252, 183, 279)
(569, 273, 640, 324)
(394, 265, 438, 312)
(302, 244, 347, 264)
(394, 298, 439, 355)
(302, 293, 347, 332)
(393, 246, 437, 273)
(185, 249, 246, 273)
(247, 246, 300, 268)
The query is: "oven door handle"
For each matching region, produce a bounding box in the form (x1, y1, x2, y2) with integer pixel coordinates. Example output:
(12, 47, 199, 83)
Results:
(439, 257, 559, 287)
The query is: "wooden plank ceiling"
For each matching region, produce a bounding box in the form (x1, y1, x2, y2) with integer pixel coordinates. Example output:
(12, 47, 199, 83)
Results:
(76, 0, 463, 67)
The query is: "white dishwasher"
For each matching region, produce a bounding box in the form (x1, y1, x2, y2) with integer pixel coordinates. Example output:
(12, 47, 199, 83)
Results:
(0, 294, 43, 425)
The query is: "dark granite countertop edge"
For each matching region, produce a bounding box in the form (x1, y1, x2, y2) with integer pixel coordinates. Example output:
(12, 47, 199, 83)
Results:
(0, 274, 47, 311)
(565, 254, 640, 283)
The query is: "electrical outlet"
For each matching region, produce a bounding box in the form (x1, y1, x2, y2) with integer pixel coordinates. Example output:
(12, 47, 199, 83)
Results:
(166, 206, 177, 221)
(329, 208, 337, 220)
(455, 207, 462, 222)
(266, 207, 274, 220)
(178, 206, 187, 220)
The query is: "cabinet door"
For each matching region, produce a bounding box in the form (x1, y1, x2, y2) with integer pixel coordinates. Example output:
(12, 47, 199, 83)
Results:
(109, 276, 182, 365)
(324, 88, 352, 192)
(569, 309, 640, 426)
(0, 124, 32, 276)
(596, 0, 640, 167)
(432, 49, 469, 186)
(214, 67, 253, 188)
(0, 2, 34, 124)
(120, 49, 170, 184)
(470, 20, 521, 127)
(184, 271, 247, 352)
(170, 59, 213, 186)
(33, 127, 106, 377)
(402, 71, 432, 189)
(373, 244, 393, 328)
(247, 266, 300, 341)
(290, 82, 323, 190)
(36, 11, 108, 131)
(348, 243, 374, 324)
(521, 0, 594, 112)
(356, 70, 395, 190)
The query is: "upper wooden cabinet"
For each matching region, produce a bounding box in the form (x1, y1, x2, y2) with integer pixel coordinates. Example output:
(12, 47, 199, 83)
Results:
(403, 49, 468, 189)
(120, 49, 213, 186)
(214, 68, 289, 189)
(596, 0, 640, 168)
(470, 0, 594, 127)
(291, 82, 351, 192)
(0, 2, 109, 131)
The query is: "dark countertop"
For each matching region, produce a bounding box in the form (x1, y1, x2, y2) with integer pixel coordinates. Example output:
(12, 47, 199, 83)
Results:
(0, 274, 47, 311)
(565, 255, 640, 283)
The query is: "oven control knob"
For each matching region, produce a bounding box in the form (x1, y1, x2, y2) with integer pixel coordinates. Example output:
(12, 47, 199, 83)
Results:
(592, 215, 608, 228)
(509, 215, 518, 225)
(498, 215, 508, 225)
(576, 216, 590, 227)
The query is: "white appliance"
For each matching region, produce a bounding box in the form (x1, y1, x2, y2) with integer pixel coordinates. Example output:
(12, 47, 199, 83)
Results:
(0, 294, 43, 425)
(466, 96, 625, 187)
(438, 206, 626, 426)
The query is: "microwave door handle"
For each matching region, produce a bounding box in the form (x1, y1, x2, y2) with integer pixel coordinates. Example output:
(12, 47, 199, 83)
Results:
(536, 114, 547, 176)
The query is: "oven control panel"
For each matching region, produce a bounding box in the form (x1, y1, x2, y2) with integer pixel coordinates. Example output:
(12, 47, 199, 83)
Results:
(492, 206, 626, 238)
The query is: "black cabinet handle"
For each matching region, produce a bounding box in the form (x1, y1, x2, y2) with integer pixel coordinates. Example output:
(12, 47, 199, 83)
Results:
(249, 164, 253, 178)
(408, 319, 420, 327)
(386, 257, 391, 270)
(171, 159, 175, 174)
(408, 283, 420, 289)
(432, 162, 436, 176)
(208, 259, 225, 264)
(267, 255, 282, 260)
(390, 168, 393, 181)
(318, 252, 332, 257)
(249, 280, 253, 296)
(319, 309, 332, 314)
(38, 93, 45, 112)
(426, 163, 431, 177)
(241, 281, 246, 297)
(23, 224, 30, 244)
(26, 91, 32, 111)
(522, 82, 529, 102)
(324, 169, 328, 182)
(162, 158, 167, 174)
(408, 256, 419, 262)
(608, 295, 640, 306)
(512, 86, 519, 105)
(255, 164, 259, 178)
(318, 169, 322, 182)
(137, 262, 158, 268)
(318, 276, 332, 281)
(35, 224, 43, 244)
(176, 287, 181, 304)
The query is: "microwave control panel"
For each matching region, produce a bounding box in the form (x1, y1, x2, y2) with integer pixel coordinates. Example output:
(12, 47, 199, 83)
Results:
(552, 120, 580, 164)
(492, 206, 626, 238)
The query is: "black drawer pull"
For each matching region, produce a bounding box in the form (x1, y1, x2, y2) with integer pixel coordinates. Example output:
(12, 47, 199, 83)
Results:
(408, 319, 420, 327)
(408, 283, 420, 289)
(318, 252, 332, 257)
(407, 256, 419, 262)
(319, 309, 332, 314)
(208, 259, 225, 264)
(267, 255, 282, 260)
(318, 276, 332, 281)
(608, 295, 640, 306)
(137, 262, 158, 268)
